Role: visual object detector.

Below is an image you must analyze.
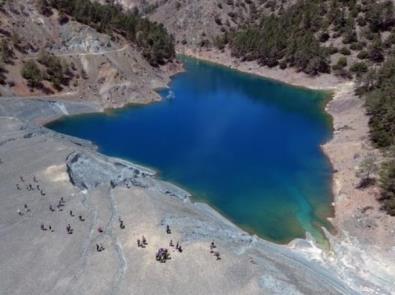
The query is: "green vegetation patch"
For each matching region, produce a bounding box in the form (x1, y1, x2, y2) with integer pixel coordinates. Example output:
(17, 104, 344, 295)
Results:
(359, 56, 395, 215)
(215, 0, 395, 78)
(229, 1, 331, 76)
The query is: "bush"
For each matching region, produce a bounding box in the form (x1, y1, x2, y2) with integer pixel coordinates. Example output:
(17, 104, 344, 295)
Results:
(326, 46, 338, 55)
(319, 32, 330, 43)
(340, 47, 351, 55)
(38, 0, 53, 17)
(279, 61, 287, 69)
(0, 39, 14, 64)
(38, 51, 71, 89)
(356, 16, 366, 27)
(350, 42, 363, 51)
(379, 160, 395, 216)
(337, 56, 348, 68)
(350, 62, 368, 76)
(357, 50, 368, 59)
(369, 47, 384, 63)
(342, 29, 358, 44)
(22, 60, 42, 88)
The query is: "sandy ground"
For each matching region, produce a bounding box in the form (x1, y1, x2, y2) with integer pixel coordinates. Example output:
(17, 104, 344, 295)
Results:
(0, 114, 356, 294)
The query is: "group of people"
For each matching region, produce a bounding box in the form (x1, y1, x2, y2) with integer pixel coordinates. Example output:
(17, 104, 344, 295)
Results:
(168, 240, 183, 253)
(16, 176, 46, 216)
(40, 223, 54, 232)
(137, 236, 148, 248)
(66, 223, 74, 234)
(16, 175, 46, 196)
(156, 248, 171, 263)
(139, 225, 185, 263)
(95, 216, 126, 254)
(15, 174, 136, 257)
(96, 243, 105, 252)
(210, 241, 221, 260)
(56, 197, 65, 211)
(15, 175, 224, 265)
(49, 197, 65, 212)
(17, 203, 30, 216)
(47, 197, 88, 236)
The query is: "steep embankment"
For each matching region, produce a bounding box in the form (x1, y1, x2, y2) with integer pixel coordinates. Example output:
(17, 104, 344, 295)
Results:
(0, 0, 181, 108)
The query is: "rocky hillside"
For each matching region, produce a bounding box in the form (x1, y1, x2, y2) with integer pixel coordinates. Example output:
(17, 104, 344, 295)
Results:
(115, 0, 291, 48)
(0, 0, 180, 108)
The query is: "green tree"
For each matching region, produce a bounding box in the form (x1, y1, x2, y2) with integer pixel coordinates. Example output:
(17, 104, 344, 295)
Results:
(350, 62, 368, 77)
(0, 39, 14, 64)
(22, 61, 42, 88)
(379, 160, 395, 216)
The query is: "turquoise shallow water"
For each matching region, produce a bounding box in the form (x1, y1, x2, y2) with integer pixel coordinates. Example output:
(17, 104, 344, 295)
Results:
(47, 57, 334, 243)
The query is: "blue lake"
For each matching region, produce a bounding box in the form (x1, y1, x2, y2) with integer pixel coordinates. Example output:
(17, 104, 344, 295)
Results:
(47, 57, 334, 243)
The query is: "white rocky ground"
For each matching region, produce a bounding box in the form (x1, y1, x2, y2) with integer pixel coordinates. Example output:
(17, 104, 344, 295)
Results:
(0, 97, 363, 295)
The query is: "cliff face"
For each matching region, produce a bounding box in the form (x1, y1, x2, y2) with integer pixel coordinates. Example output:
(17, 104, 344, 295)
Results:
(0, 0, 181, 107)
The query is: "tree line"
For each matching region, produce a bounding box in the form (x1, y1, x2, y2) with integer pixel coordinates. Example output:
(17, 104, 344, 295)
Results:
(359, 56, 395, 215)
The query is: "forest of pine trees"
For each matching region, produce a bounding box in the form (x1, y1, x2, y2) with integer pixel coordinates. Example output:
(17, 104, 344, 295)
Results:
(229, 2, 331, 75)
(215, 0, 395, 77)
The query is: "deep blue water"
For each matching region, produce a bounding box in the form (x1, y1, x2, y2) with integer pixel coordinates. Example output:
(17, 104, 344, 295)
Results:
(48, 57, 334, 243)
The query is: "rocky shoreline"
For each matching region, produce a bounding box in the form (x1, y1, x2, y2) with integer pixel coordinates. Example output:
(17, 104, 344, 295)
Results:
(0, 54, 394, 294)
(0, 97, 357, 294)
(178, 48, 395, 293)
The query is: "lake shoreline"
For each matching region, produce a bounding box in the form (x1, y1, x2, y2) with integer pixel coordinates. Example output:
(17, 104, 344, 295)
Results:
(0, 97, 359, 294)
(0, 51, 394, 293)
(179, 47, 395, 292)
(50, 57, 335, 245)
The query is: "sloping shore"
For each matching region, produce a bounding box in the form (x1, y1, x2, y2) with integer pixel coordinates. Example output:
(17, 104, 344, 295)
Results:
(0, 55, 394, 293)
(0, 98, 356, 294)
(179, 48, 395, 293)
(179, 48, 343, 90)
